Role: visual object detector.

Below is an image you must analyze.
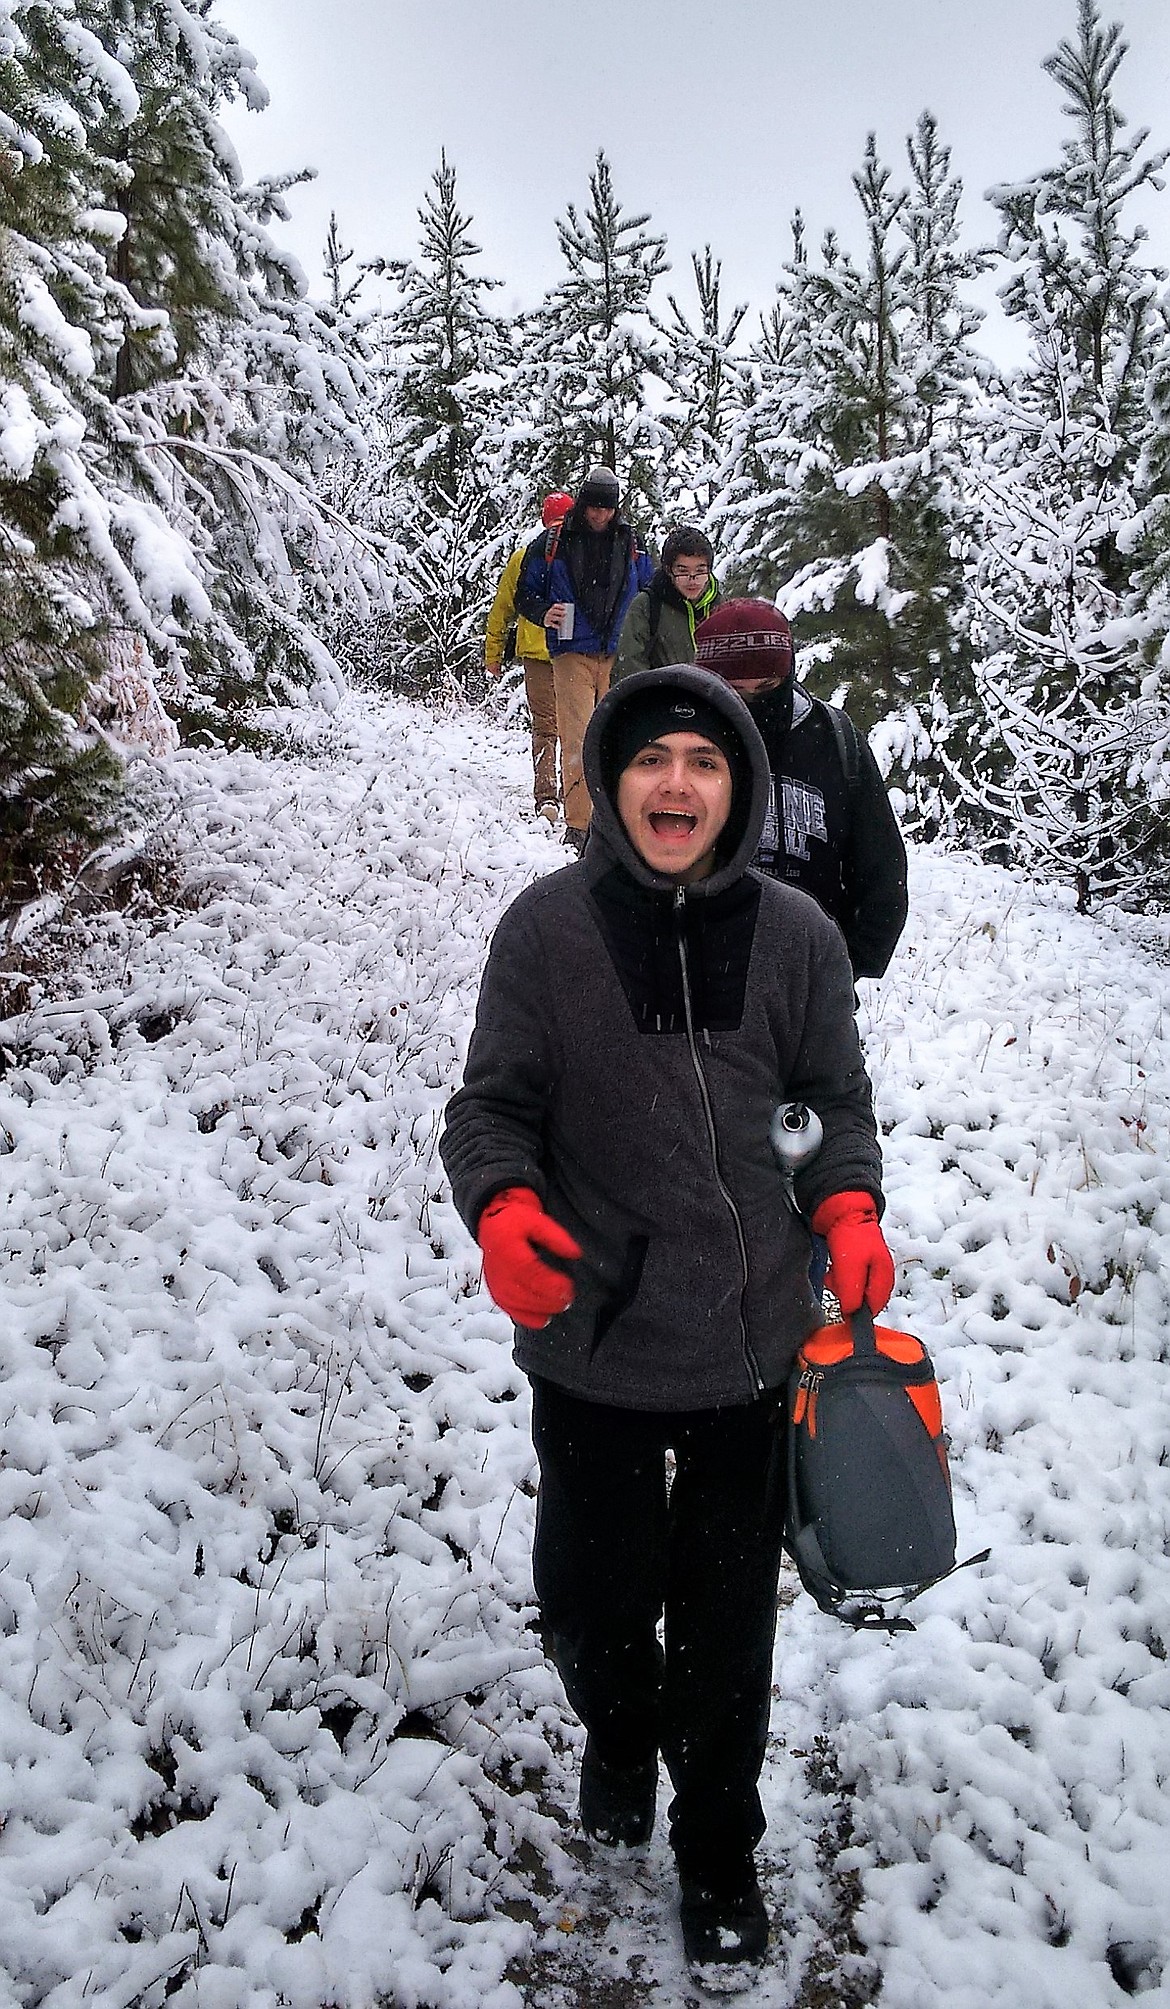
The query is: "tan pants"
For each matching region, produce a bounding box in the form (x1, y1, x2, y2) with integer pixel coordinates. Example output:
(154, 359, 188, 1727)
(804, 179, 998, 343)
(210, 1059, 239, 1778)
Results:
(553, 652, 614, 832)
(522, 658, 560, 810)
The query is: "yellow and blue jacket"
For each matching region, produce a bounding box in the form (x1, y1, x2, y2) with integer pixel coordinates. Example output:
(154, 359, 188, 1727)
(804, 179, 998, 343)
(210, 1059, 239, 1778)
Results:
(486, 546, 551, 668)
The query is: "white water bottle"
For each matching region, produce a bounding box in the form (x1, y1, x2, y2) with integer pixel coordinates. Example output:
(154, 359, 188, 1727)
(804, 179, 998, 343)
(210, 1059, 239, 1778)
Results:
(770, 1101, 824, 1174)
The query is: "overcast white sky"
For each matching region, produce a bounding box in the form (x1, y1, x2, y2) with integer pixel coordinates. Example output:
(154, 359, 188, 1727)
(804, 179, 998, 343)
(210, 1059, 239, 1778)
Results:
(219, 0, 1170, 359)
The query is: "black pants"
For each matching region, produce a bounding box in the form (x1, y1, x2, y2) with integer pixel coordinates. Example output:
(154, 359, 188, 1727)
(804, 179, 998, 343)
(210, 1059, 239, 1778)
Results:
(529, 1376, 787, 1878)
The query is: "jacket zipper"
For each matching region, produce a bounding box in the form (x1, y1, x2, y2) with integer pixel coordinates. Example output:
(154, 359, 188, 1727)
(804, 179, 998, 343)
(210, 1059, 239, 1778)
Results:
(674, 887, 764, 1396)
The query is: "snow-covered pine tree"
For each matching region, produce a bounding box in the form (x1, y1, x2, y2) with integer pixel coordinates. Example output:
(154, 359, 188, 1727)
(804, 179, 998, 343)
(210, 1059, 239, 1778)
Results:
(365, 152, 508, 700)
(517, 151, 670, 530)
(705, 210, 815, 595)
(659, 247, 748, 518)
(1123, 315, 1170, 853)
(0, 0, 162, 901)
(310, 212, 402, 690)
(968, 0, 1170, 908)
(381, 151, 503, 517)
(767, 143, 915, 727)
(870, 112, 989, 836)
(2, 0, 395, 905)
(80, 0, 384, 730)
(712, 183, 906, 702)
(323, 210, 364, 315)
(715, 127, 982, 778)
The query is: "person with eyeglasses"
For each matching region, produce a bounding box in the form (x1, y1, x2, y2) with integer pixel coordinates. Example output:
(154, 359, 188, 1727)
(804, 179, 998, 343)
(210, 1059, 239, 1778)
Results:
(614, 525, 720, 683)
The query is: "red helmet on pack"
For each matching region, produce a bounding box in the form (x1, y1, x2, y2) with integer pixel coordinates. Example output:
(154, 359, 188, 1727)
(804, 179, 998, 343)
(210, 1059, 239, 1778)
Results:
(542, 491, 574, 528)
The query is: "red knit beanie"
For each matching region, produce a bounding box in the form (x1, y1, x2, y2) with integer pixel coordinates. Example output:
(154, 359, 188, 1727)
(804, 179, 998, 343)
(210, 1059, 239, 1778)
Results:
(694, 599, 794, 686)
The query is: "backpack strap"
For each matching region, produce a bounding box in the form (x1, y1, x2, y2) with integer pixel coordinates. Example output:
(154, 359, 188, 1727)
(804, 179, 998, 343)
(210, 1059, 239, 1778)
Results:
(815, 698, 863, 805)
(545, 521, 562, 565)
(648, 592, 661, 642)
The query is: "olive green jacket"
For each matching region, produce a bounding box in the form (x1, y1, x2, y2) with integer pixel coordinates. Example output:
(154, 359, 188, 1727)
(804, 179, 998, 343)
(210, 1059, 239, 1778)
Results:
(614, 570, 719, 680)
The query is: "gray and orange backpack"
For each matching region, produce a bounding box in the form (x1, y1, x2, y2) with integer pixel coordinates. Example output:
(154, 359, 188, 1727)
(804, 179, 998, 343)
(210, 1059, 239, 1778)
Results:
(786, 1304, 987, 1630)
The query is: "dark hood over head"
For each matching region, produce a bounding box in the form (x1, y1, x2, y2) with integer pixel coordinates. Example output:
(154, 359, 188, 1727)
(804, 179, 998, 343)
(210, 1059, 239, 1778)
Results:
(583, 665, 772, 896)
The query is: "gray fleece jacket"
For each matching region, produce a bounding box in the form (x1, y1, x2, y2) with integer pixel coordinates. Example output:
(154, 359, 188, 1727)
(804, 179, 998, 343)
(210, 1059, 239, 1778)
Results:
(441, 665, 884, 1411)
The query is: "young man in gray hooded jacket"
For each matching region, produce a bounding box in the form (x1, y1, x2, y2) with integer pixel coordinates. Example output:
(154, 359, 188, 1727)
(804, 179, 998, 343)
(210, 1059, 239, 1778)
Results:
(441, 664, 894, 1981)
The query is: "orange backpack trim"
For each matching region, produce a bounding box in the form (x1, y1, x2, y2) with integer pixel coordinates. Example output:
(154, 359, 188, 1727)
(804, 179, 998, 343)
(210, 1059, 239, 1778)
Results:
(795, 1322, 945, 1446)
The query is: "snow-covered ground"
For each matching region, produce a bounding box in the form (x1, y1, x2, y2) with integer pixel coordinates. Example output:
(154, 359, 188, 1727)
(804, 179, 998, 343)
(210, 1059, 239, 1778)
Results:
(1, 691, 1167, 2008)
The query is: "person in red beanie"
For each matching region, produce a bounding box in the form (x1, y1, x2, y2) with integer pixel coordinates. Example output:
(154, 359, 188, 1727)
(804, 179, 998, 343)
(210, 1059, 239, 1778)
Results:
(485, 492, 575, 824)
(694, 598, 908, 982)
(442, 664, 893, 1984)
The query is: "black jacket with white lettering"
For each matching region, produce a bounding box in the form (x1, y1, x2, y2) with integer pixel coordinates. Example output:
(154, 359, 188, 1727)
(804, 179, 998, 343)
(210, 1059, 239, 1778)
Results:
(747, 684, 908, 980)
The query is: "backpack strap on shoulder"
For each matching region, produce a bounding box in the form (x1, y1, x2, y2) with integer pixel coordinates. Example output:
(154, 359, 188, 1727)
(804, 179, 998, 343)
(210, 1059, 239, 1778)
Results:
(544, 521, 562, 565)
(816, 698, 863, 804)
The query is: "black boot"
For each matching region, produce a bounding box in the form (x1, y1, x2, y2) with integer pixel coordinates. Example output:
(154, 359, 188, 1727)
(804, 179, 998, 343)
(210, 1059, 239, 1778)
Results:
(678, 1857, 769, 1982)
(579, 1739, 658, 1849)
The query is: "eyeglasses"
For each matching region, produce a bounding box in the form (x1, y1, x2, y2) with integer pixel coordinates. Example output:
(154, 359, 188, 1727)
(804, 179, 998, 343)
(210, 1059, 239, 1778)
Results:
(670, 565, 710, 584)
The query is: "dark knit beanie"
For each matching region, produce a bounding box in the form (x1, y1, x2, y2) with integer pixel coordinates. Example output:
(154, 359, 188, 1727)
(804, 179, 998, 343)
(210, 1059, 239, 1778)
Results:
(603, 688, 747, 798)
(578, 464, 621, 508)
(694, 598, 795, 685)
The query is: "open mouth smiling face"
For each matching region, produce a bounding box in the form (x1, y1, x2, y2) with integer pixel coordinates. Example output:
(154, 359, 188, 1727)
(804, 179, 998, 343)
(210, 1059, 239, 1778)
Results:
(616, 732, 733, 883)
(649, 808, 698, 837)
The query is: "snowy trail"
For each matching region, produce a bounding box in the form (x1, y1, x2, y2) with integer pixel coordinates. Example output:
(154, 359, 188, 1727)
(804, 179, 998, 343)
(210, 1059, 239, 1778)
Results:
(1, 692, 1168, 2009)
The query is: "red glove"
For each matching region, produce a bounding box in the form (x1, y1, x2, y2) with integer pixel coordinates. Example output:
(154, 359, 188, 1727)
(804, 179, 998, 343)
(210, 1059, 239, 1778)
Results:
(810, 1191, 895, 1315)
(477, 1187, 582, 1329)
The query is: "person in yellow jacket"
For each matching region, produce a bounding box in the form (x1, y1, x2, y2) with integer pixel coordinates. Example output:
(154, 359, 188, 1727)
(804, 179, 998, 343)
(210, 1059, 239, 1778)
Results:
(486, 492, 574, 824)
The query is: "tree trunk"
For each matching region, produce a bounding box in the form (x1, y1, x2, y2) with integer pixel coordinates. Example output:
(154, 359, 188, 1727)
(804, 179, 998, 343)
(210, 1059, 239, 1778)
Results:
(113, 186, 134, 401)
